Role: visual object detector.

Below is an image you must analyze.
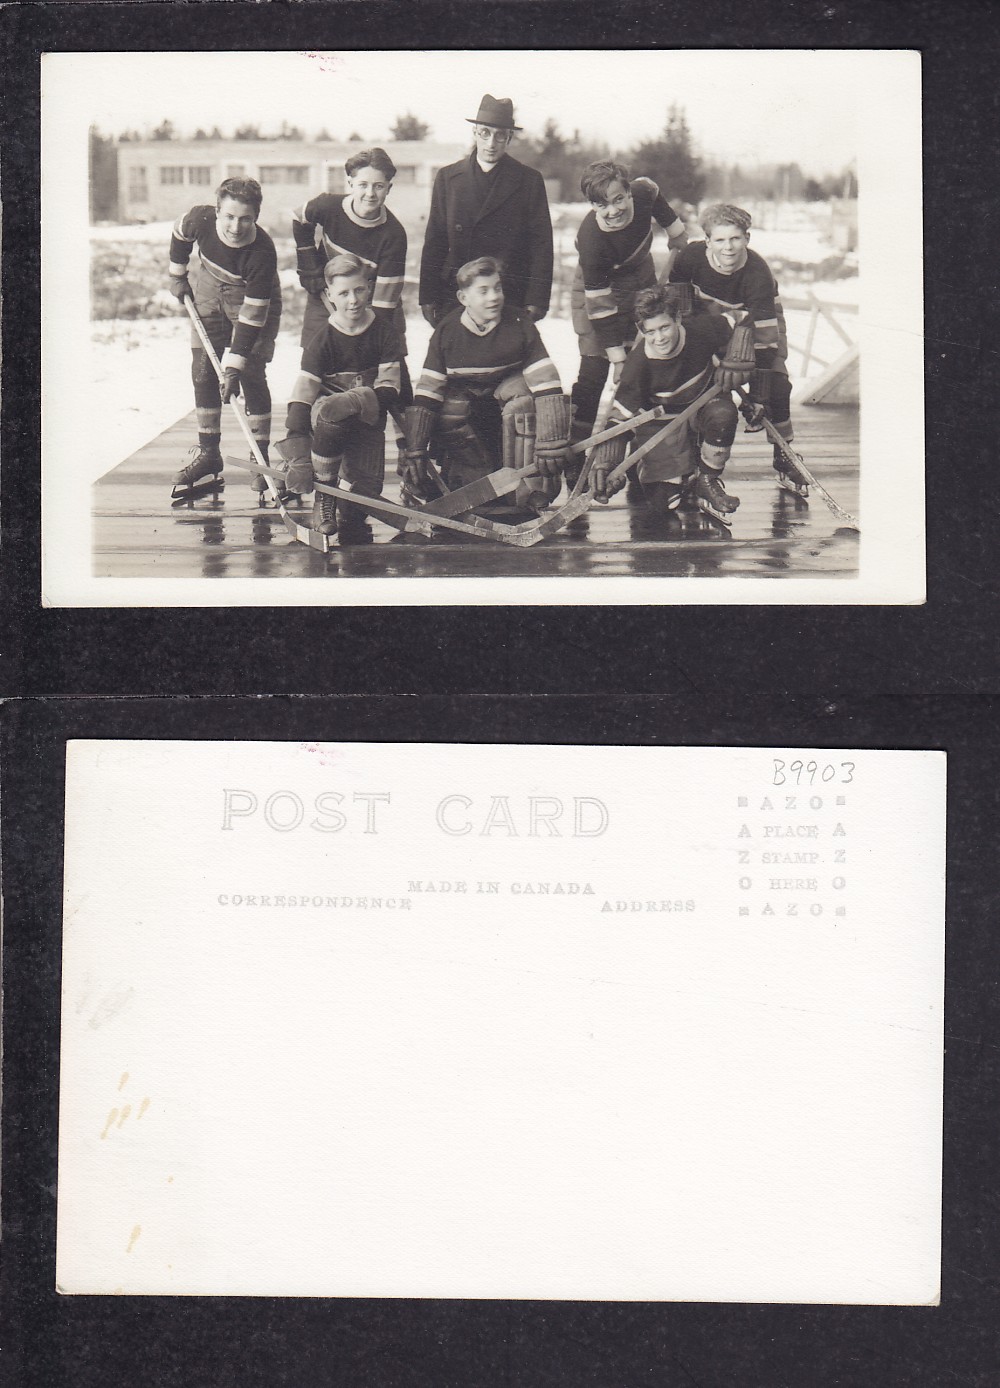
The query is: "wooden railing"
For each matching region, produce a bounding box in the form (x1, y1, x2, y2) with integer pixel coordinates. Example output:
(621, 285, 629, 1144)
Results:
(783, 294, 858, 376)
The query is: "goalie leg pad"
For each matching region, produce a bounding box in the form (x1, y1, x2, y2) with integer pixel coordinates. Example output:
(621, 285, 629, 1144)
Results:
(696, 397, 738, 470)
(499, 392, 536, 473)
(534, 392, 572, 447)
(437, 391, 494, 486)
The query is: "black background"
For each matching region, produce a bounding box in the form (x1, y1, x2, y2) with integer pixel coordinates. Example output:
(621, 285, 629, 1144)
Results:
(2, 1, 998, 1384)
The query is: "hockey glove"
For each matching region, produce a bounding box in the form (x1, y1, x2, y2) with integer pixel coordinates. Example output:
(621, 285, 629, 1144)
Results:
(589, 437, 628, 504)
(273, 434, 315, 494)
(533, 394, 574, 476)
(397, 449, 437, 500)
(168, 273, 192, 302)
(296, 246, 327, 297)
(741, 368, 772, 430)
(740, 400, 767, 432)
(714, 322, 757, 393)
(220, 368, 242, 403)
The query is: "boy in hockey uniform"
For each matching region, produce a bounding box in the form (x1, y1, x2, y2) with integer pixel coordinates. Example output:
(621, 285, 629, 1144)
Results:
(669, 202, 808, 493)
(168, 177, 281, 496)
(292, 147, 408, 353)
(588, 284, 754, 525)
(401, 256, 570, 511)
(570, 160, 688, 460)
(277, 253, 403, 544)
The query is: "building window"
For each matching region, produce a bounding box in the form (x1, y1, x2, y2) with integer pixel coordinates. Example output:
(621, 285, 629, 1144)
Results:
(128, 166, 148, 202)
(160, 166, 185, 185)
(326, 166, 346, 194)
(259, 165, 310, 184)
(187, 166, 212, 185)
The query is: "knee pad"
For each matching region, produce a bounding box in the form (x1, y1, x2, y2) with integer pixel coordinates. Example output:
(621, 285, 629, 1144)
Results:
(311, 416, 352, 457)
(700, 396, 738, 449)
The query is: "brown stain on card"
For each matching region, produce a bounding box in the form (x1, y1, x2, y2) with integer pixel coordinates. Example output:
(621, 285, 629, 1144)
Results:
(126, 1225, 141, 1254)
(138, 1097, 149, 1120)
(100, 1108, 119, 1140)
(118, 1071, 129, 1091)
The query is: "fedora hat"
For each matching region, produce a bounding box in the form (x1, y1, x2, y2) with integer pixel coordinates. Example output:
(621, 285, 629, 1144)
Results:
(466, 94, 521, 131)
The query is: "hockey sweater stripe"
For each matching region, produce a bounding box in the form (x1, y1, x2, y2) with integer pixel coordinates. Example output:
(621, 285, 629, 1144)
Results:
(672, 242, 787, 369)
(293, 193, 408, 314)
(414, 307, 564, 410)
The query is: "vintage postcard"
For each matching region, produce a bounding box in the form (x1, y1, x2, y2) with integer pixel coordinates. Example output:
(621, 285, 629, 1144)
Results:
(41, 49, 922, 606)
(57, 741, 944, 1302)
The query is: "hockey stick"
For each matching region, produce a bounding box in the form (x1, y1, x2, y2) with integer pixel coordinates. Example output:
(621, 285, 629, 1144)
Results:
(183, 297, 330, 553)
(734, 386, 859, 530)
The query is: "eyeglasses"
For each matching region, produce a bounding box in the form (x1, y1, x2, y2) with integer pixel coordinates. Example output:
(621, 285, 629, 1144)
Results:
(475, 126, 513, 144)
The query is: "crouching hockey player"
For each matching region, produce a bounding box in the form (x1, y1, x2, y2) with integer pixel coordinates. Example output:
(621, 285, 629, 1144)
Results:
(168, 177, 281, 498)
(276, 253, 403, 545)
(400, 257, 571, 515)
(587, 284, 756, 527)
(669, 202, 809, 497)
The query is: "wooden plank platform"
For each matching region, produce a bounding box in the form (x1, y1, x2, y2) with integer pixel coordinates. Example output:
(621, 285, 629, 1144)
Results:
(93, 405, 859, 581)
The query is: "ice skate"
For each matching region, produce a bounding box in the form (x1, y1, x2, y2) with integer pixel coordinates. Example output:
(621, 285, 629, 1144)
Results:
(171, 444, 224, 500)
(772, 443, 810, 499)
(692, 469, 740, 525)
(310, 491, 339, 537)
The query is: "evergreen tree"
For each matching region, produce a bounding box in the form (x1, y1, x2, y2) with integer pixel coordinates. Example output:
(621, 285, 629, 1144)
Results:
(151, 118, 175, 142)
(629, 105, 705, 205)
(390, 112, 430, 141)
(89, 125, 119, 221)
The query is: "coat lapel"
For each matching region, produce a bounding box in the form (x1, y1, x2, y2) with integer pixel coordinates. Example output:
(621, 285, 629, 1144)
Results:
(472, 154, 519, 225)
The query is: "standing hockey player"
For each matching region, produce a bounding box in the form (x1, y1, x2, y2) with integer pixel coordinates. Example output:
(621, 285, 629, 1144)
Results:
(277, 253, 403, 544)
(569, 160, 688, 464)
(401, 257, 570, 510)
(418, 95, 553, 327)
(292, 148, 408, 354)
(587, 284, 755, 527)
(669, 202, 809, 495)
(168, 177, 281, 497)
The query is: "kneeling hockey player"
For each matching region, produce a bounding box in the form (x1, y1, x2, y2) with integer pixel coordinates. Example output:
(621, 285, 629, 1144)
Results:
(669, 202, 809, 495)
(168, 176, 281, 497)
(277, 253, 403, 544)
(588, 284, 755, 526)
(569, 160, 688, 463)
(400, 257, 571, 511)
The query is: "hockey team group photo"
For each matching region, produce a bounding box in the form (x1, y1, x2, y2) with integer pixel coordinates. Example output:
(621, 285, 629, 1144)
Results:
(71, 50, 866, 589)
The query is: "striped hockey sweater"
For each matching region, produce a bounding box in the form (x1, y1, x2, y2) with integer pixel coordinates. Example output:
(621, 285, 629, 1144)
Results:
(414, 307, 563, 408)
(292, 194, 407, 313)
(611, 316, 730, 426)
(576, 178, 685, 351)
(285, 311, 402, 435)
(670, 241, 787, 369)
(169, 206, 277, 365)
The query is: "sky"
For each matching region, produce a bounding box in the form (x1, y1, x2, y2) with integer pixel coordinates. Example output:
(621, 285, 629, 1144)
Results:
(44, 48, 891, 174)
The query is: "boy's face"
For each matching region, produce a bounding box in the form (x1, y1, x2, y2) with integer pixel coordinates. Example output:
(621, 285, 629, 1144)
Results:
(457, 271, 504, 324)
(591, 179, 633, 232)
(638, 310, 682, 356)
(706, 222, 749, 272)
(215, 196, 257, 247)
(326, 271, 372, 325)
(347, 165, 392, 219)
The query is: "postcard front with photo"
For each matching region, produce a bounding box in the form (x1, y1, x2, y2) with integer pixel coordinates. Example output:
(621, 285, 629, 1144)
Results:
(42, 49, 922, 607)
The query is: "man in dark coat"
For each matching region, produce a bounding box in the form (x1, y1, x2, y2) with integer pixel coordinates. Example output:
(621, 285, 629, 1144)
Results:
(418, 94, 553, 327)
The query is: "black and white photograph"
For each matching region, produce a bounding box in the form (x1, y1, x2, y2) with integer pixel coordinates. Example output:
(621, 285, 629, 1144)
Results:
(43, 49, 922, 605)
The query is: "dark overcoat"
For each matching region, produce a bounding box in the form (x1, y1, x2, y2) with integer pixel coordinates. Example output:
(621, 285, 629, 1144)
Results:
(418, 152, 553, 314)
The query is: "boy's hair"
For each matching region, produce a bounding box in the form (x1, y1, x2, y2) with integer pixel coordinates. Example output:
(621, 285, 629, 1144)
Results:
(324, 252, 368, 286)
(456, 255, 503, 290)
(580, 159, 631, 204)
(700, 202, 752, 236)
(633, 284, 684, 327)
(215, 176, 263, 216)
(345, 147, 397, 181)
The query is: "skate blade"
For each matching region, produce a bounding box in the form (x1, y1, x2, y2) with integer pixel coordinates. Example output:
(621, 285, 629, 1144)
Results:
(694, 497, 735, 528)
(777, 474, 810, 500)
(170, 475, 225, 504)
